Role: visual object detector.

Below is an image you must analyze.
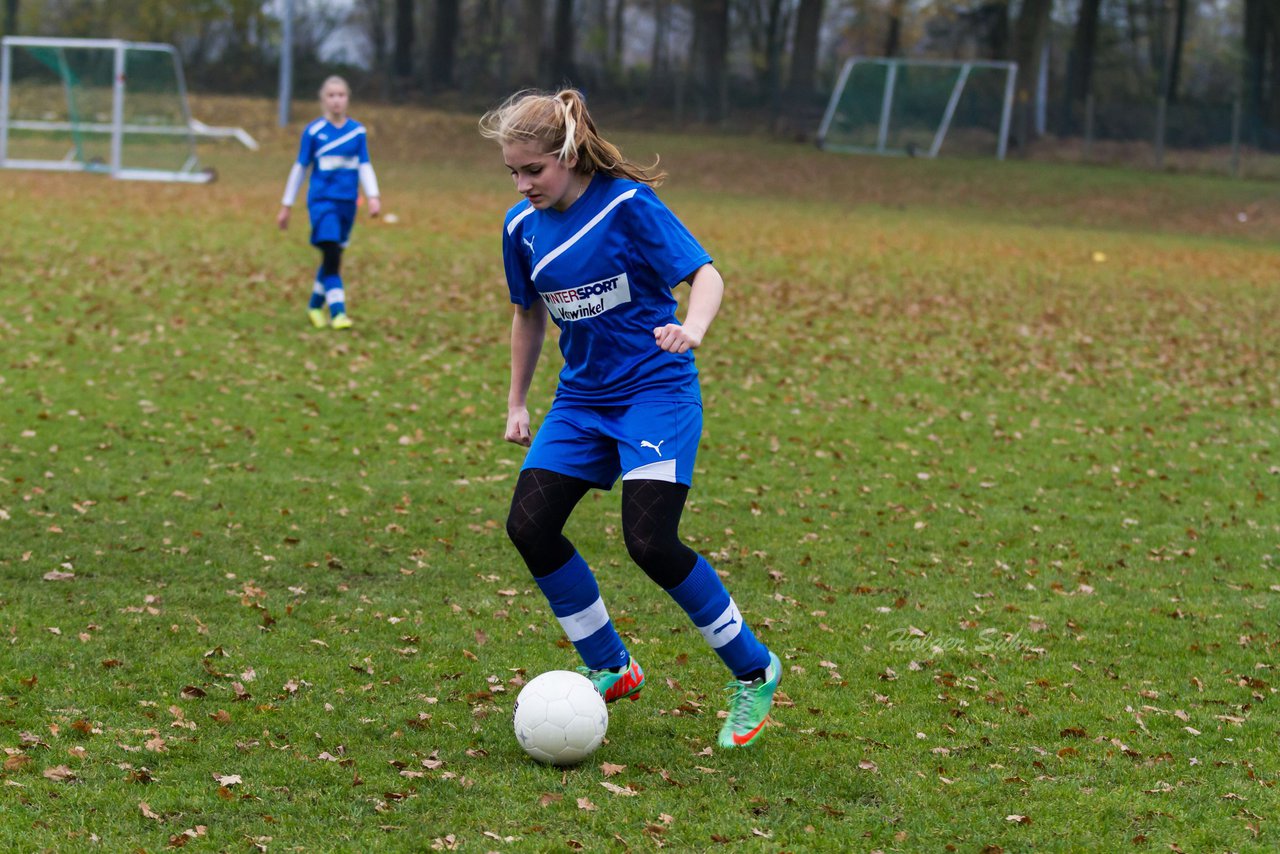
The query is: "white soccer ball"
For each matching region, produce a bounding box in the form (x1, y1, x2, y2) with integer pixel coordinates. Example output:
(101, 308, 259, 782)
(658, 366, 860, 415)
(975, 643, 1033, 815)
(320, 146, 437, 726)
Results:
(513, 670, 608, 766)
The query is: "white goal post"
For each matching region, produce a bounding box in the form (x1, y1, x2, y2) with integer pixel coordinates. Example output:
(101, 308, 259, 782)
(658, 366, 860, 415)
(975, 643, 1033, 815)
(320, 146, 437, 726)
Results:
(0, 36, 258, 183)
(818, 57, 1018, 160)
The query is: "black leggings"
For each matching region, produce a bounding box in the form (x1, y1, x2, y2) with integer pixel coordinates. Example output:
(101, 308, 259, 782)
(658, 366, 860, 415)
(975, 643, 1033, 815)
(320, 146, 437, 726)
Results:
(506, 468, 699, 588)
(317, 241, 342, 277)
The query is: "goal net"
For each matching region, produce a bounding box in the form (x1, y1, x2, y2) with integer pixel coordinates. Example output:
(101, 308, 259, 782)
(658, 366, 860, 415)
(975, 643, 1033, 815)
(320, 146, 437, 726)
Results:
(818, 58, 1018, 160)
(1, 36, 257, 183)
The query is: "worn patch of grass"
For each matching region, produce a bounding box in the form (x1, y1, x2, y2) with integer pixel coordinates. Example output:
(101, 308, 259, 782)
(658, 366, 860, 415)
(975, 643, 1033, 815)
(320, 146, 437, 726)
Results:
(1, 100, 1277, 852)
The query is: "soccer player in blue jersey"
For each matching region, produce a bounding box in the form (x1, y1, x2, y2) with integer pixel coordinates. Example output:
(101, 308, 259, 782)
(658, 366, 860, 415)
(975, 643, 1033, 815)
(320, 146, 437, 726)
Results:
(479, 89, 781, 749)
(277, 76, 380, 330)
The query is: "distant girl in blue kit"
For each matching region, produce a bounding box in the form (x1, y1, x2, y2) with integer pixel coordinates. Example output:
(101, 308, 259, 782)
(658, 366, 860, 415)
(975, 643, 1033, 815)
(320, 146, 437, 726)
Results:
(479, 89, 781, 749)
(277, 76, 380, 330)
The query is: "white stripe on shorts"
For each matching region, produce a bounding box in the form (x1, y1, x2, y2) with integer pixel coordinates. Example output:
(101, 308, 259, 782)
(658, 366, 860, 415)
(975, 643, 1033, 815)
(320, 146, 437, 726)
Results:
(622, 458, 678, 483)
(556, 597, 610, 642)
(698, 599, 742, 649)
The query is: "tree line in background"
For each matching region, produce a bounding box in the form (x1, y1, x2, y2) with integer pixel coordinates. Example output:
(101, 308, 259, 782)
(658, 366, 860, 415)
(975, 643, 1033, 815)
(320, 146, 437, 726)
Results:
(3, 1, 1278, 151)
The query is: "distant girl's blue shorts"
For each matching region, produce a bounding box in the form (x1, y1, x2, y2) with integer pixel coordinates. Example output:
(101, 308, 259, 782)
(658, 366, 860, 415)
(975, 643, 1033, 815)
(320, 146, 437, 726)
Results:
(308, 199, 357, 247)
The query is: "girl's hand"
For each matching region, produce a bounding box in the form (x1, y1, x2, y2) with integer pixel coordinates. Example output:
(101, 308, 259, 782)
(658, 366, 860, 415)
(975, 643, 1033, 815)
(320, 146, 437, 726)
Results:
(368, 197, 382, 218)
(276, 206, 291, 230)
(505, 407, 532, 446)
(653, 322, 704, 354)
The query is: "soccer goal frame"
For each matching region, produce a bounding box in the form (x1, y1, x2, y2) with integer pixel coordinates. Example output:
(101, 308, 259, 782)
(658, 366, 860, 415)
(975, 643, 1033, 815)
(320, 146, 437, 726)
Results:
(0, 36, 257, 183)
(818, 57, 1018, 160)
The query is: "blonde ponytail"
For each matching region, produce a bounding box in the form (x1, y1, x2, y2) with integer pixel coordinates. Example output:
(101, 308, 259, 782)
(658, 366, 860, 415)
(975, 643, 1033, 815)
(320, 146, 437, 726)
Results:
(557, 92, 579, 164)
(480, 88, 666, 187)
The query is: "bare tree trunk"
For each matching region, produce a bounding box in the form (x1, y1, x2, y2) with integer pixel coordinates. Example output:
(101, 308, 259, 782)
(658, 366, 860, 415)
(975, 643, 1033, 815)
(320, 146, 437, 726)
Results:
(884, 0, 906, 57)
(648, 0, 669, 107)
(979, 0, 1010, 59)
(611, 0, 625, 77)
(1243, 0, 1264, 136)
(514, 0, 544, 86)
(691, 0, 730, 123)
(428, 0, 460, 91)
(1011, 0, 1052, 150)
(1271, 8, 1280, 136)
(1061, 0, 1100, 134)
(762, 0, 787, 114)
(551, 0, 575, 85)
(362, 0, 389, 98)
(1247, 0, 1280, 143)
(392, 0, 414, 98)
(782, 0, 824, 134)
(1164, 0, 1189, 103)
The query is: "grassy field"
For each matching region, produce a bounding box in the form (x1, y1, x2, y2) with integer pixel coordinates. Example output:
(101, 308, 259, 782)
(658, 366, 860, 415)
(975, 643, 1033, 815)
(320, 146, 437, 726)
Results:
(1, 96, 1278, 852)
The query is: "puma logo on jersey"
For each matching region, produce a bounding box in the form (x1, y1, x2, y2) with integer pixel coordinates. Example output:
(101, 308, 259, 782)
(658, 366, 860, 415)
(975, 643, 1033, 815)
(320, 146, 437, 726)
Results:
(640, 440, 665, 457)
(522, 235, 536, 255)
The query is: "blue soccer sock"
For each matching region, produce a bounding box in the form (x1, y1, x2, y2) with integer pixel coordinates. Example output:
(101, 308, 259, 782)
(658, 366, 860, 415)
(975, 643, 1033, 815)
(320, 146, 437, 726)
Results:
(309, 276, 326, 310)
(665, 555, 770, 680)
(534, 552, 629, 671)
(319, 272, 346, 317)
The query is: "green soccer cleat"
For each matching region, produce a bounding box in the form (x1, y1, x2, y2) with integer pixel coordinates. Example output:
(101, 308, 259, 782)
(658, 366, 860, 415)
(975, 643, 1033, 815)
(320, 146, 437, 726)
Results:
(331, 313, 353, 330)
(308, 308, 328, 328)
(577, 656, 645, 704)
(718, 650, 781, 749)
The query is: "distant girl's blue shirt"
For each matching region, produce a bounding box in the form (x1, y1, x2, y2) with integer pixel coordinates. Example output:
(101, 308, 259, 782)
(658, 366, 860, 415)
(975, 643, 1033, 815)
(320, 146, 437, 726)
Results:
(502, 176, 712, 405)
(295, 117, 370, 204)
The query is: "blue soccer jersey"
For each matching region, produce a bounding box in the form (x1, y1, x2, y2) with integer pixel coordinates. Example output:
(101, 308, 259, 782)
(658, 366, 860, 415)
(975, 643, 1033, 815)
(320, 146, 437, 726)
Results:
(502, 176, 712, 405)
(295, 117, 371, 203)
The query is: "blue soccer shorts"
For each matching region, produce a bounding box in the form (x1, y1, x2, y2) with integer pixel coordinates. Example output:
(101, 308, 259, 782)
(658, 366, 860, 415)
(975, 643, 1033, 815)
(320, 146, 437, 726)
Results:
(522, 399, 703, 488)
(308, 199, 357, 247)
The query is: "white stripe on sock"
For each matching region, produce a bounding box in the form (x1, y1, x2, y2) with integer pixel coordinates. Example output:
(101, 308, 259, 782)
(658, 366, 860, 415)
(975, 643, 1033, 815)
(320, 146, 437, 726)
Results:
(556, 596, 610, 642)
(325, 288, 346, 305)
(698, 598, 742, 649)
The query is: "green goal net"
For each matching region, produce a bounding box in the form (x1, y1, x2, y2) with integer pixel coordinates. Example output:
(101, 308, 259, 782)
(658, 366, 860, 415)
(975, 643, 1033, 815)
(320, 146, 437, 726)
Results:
(1, 36, 257, 183)
(819, 58, 1018, 160)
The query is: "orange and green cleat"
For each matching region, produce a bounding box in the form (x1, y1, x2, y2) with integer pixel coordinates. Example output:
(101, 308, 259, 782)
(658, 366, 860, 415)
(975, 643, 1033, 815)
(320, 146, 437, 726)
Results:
(718, 650, 781, 749)
(577, 656, 645, 704)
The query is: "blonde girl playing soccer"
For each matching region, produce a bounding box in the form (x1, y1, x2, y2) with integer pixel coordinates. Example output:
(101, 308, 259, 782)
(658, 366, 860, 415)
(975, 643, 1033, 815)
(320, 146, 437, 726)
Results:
(480, 89, 781, 749)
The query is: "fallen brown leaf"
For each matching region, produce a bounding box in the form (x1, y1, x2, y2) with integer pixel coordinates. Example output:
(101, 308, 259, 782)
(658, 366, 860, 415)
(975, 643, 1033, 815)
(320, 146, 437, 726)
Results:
(42, 765, 76, 783)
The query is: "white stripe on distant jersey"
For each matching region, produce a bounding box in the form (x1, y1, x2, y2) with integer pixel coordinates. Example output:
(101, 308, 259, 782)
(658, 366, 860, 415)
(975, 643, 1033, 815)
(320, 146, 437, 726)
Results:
(307, 120, 326, 136)
(315, 126, 365, 157)
(531, 189, 638, 281)
(622, 458, 678, 483)
(317, 155, 359, 171)
(698, 599, 742, 649)
(506, 204, 536, 235)
(556, 597, 610, 642)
